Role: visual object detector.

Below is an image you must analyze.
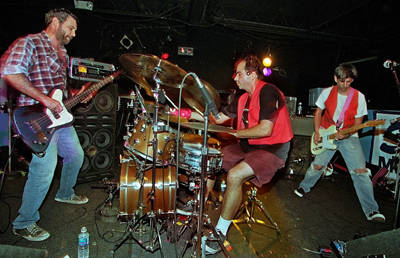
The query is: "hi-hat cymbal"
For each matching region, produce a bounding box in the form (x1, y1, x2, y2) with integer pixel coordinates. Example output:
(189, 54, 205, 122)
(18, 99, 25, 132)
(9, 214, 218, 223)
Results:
(180, 122, 236, 134)
(182, 78, 221, 115)
(119, 53, 189, 96)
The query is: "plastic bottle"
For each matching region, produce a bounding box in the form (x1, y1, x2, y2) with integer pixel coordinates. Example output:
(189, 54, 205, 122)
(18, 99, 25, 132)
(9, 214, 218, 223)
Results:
(297, 102, 303, 116)
(218, 180, 226, 202)
(78, 227, 89, 258)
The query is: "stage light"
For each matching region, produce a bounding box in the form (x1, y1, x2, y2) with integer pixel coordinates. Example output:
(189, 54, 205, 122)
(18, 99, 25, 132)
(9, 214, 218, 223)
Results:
(74, 0, 93, 10)
(263, 56, 272, 67)
(263, 67, 272, 77)
(161, 53, 169, 60)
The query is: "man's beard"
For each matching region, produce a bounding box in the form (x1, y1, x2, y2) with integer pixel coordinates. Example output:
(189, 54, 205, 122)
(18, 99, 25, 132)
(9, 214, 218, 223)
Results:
(56, 28, 71, 46)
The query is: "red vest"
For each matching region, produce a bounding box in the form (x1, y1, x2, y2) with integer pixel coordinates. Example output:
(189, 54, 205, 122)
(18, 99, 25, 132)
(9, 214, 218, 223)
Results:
(236, 81, 293, 145)
(320, 86, 359, 129)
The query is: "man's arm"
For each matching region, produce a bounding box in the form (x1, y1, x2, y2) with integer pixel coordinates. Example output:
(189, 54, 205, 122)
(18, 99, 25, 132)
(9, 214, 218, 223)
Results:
(234, 119, 273, 138)
(4, 73, 63, 113)
(313, 107, 323, 144)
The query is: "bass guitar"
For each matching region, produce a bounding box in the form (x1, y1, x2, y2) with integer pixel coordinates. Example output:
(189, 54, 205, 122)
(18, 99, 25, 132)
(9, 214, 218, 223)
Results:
(310, 119, 385, 155)
(12, 71, 121, 157)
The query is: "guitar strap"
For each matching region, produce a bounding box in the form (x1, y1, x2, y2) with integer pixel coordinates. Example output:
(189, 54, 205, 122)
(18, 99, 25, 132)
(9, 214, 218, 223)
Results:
(336, 87, 355, 128)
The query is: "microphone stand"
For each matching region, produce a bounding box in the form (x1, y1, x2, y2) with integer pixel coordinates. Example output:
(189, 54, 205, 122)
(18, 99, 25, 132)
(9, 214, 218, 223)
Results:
(389, 66, 400, 96)
(191, 83, 230, 258)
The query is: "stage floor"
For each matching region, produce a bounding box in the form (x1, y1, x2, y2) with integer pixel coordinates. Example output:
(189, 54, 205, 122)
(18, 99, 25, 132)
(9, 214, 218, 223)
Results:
(0, 165, 398, 258)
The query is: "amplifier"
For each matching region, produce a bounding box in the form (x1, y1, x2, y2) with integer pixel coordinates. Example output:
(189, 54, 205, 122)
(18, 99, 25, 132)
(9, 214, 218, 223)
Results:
(69, 57, 116, 82)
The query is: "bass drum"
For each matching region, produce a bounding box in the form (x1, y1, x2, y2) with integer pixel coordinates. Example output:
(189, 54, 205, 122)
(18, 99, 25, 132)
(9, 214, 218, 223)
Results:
(119, 159, 176, 218)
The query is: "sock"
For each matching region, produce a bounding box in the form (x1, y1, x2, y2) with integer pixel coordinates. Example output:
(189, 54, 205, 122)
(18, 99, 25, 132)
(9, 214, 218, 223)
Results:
(215, 216, 232, 236)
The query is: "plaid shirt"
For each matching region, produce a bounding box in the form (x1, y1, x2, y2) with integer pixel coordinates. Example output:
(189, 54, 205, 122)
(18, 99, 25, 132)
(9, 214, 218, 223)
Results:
(0, 31, 68, 106)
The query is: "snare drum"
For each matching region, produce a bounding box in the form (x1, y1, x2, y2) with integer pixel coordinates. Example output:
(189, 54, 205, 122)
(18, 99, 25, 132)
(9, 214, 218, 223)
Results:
(119, 159, 176, 217)
(178, 134, 223, 174)
(127, 119, 175, 163)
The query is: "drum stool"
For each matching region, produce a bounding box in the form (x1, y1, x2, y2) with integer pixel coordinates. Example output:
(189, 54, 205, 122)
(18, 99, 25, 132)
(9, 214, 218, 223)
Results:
(232, 182, 280, 235)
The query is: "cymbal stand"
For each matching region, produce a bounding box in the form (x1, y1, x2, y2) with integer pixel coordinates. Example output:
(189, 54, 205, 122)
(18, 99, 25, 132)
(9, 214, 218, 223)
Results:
(143, 58, 164, 254)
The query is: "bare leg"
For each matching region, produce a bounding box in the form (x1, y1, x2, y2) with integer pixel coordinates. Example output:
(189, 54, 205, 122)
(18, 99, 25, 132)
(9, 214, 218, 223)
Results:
(221, 161, 255, 220)
(205, 177, 216, 201)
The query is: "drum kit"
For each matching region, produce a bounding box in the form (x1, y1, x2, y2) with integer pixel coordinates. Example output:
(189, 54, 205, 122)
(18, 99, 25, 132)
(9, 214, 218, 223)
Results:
(106, 53, 235, 257)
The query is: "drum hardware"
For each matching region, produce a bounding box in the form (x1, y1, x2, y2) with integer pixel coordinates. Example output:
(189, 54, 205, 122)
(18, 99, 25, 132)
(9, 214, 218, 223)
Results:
(118, 54, 229, 256)
(113, 57, 171, 257)
(169, 72, 230, 257)
(93, 178, 119, 223)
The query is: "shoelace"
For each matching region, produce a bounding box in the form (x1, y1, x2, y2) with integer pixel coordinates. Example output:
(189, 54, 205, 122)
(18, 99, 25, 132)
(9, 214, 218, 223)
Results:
(27, 224, 41, 235)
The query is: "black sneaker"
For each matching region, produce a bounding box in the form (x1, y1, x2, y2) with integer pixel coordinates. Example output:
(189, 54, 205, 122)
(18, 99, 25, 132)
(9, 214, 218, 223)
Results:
(294, 187, 306, 197)
(12, 223, 50, 241)
(204, 230, 231, 255)
(367, 211, 385, 223)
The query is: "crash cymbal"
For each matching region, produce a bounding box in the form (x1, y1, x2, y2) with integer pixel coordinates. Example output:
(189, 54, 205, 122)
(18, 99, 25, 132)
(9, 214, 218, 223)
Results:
(119, 53, 188, 97)
(180, 122, 236, 134)
(182, 78, 221, 115)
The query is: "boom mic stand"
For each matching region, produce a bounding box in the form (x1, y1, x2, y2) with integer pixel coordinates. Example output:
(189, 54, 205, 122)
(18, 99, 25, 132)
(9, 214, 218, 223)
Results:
(182, 73, 230, 258)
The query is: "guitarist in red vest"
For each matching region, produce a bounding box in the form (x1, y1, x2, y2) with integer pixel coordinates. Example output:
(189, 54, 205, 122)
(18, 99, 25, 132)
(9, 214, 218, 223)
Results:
(294, 64, 385, 223)
(203, 54, 293, 254)
(0, 8, 88, 241)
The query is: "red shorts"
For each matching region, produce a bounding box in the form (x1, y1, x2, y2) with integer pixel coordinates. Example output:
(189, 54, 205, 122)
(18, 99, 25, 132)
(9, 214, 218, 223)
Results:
(222, 143, 285, 187)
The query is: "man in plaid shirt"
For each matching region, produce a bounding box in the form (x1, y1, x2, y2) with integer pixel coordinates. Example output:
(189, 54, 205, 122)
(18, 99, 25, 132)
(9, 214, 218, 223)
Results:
(0, 8, 88, 241)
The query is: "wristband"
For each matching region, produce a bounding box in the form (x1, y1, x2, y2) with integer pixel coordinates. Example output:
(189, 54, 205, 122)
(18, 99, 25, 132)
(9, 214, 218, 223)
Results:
(169, 108, 192, 119)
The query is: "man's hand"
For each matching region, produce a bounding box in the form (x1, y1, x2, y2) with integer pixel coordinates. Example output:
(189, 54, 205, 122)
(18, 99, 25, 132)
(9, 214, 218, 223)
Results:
(313, 131, 322, 145)
(43, 97, 63, 114)
(70, 81, 97, 103)
(335, 130, 349, 140)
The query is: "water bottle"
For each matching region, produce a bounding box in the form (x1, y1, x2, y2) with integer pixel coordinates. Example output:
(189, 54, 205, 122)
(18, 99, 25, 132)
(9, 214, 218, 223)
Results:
(219, 180, 226, 202)
(296, 102, 303, 116)
(78, 227, 89, 258)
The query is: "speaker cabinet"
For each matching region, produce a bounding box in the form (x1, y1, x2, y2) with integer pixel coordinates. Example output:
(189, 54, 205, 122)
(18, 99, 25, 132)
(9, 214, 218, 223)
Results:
(286, 135, 312, 175)
(73, 83, 118, 183)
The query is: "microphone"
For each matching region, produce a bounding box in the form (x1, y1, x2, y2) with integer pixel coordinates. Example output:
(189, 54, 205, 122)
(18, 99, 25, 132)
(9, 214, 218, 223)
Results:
(383, 60, 399, 69)
(192, 73, 220, 119)
(390, 117, 400, 124)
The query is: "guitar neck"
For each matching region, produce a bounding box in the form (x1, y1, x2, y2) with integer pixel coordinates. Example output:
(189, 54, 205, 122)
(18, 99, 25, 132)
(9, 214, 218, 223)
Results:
(63, 72, 119, 110)
(327, 122, 378, 140)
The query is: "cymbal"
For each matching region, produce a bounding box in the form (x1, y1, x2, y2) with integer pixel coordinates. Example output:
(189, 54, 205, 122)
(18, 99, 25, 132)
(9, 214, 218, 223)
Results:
(182, 133, 220, 146)
(143, 100, 189, 123)
(119, 94, 136, 100)
(119, 53, 188, 96)
(182, 78, 221, 115)
(180, 122, 236, 134)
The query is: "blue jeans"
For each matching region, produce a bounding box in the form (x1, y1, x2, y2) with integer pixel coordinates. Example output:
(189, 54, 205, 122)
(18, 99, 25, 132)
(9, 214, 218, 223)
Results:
(299, 137, 379, 217)
(13, 126, 84, 229)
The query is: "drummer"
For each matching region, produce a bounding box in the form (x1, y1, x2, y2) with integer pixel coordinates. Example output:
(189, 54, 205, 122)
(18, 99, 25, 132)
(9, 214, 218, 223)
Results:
(173, 54, 293, 254)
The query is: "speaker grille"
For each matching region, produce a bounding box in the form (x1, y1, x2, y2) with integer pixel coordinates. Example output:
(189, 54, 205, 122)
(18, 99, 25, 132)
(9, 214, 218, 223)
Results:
(73, 83, 118, 183)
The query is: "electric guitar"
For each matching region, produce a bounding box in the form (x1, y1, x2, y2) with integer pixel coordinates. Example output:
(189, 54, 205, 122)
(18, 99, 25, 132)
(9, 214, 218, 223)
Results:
(310, 119, 385, 155)
(12, 71, 121, 157)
